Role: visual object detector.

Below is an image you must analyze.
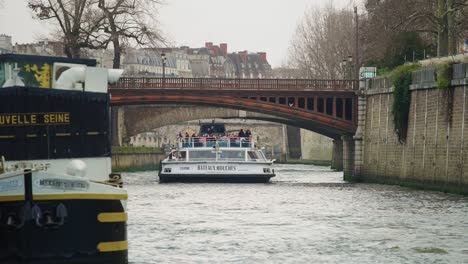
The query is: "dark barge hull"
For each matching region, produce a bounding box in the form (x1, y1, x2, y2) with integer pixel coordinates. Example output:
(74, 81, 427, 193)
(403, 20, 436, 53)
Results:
(0, 84, 127, 263)
(0, 198, 127, 264)
(159, 174, 275, 183)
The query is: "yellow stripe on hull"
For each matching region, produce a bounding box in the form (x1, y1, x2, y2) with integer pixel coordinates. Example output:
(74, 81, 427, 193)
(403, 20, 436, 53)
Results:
(0, 195, 25, 202)
(97, 241, 128, 252)
(34, 193, 128, 201)
(98, 212, 128, 223)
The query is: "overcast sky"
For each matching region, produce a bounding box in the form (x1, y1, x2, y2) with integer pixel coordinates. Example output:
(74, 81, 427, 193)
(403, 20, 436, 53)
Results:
(0, 0, 358, 67)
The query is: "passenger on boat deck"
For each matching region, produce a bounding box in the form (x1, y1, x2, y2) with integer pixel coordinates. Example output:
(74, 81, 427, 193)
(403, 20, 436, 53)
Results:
(177, 132, 182, 139)
(238, 129, 246, 138)
(245, 129, 252, 137)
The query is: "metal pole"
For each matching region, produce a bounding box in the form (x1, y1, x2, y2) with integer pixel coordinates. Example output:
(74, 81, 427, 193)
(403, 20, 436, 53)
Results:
(354, 6, 359, 80)
(161, 53, 166, 83)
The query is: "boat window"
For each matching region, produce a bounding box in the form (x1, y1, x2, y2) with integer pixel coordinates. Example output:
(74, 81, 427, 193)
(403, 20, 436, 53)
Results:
(179, 151, 186, 159)
(188, 150, 216, 160)
(257, 150, 267, 160)
(219, 150, 245, 161)
(247, 151, 259, 160)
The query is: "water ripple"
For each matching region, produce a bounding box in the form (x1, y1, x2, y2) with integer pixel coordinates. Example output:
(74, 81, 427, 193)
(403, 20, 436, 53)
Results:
(124, 164, 468, 263)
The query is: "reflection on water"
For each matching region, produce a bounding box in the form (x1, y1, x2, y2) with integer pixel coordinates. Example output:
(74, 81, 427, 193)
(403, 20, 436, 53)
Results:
(124, 164, 468, 264)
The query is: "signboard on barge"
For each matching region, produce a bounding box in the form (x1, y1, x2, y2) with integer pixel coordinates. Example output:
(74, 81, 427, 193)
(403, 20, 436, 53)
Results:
(0, 54, 96, 88)
(0, 87, 110, 161)
(0, 112, 70, 126)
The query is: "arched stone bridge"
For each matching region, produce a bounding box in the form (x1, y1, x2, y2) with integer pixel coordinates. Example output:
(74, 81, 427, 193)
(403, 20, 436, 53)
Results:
(109, 77, 359, 140)
(113, 105, 293, 144)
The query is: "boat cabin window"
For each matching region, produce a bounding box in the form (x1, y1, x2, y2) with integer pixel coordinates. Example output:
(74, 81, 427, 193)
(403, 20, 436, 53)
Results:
(169, 151, 186, 160)
(189, 150, 217, 160)
(247, 151, 259, 160)
(218, 150, 245, 161)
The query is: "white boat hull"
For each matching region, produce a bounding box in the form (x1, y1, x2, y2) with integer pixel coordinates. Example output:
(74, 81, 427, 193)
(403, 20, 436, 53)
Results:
(159, 161, 275, 183)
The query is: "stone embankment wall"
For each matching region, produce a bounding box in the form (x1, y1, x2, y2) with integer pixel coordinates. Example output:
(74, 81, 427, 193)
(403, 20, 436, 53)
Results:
(301, 129, 333, 161)
(360, 65, 468, 193)
(112, 153, 166, 172)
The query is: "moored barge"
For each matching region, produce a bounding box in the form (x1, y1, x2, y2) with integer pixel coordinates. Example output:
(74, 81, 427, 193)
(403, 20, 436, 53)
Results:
(0, 54, 128, 264)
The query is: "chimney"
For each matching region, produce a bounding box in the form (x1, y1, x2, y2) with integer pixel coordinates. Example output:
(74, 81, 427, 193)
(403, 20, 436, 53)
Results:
(258, 52, 267, 64)
(220, 43, 228, 57)
(205, 42, 213, 48)
(239, 50, 248, 63)
(211, 47, 219, 57)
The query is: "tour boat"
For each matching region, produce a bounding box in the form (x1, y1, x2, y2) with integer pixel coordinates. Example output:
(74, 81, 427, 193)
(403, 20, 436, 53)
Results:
(159, 123, 276, 183)
(0, 54, 128, 264)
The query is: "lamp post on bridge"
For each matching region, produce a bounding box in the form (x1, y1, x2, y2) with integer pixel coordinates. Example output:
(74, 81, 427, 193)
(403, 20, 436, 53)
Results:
(340, 55, 353, 80)
(161, 53, 167, 79)
(354, 6, 359, 80)
(340, 59, 347, 80)
(347, 55, 353, 80)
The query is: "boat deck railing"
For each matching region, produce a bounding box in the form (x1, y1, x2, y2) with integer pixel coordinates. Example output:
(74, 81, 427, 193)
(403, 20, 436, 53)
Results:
(177, 137, 254, 148)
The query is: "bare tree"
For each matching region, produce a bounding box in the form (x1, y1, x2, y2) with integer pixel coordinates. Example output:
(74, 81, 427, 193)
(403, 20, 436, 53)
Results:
(365, 0, 468, 57)
(28, 0, 165, 65)
(288, 5, 355, 79)
(97, 0, 166, 68)
(28, 0, 109, 58)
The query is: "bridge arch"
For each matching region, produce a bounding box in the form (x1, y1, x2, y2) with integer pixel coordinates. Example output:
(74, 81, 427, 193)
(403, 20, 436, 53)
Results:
(112, 104, 347, 146)
(112, 97, 355, 140)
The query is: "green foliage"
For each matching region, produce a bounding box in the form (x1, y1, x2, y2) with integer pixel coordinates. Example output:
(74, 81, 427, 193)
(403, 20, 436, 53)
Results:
(436, 62, 453, 90)
(364, 32, 436, 70)
(391, 63, 421, 143)
(112, 146, 164, 154)
(112, 164, 160, 173)
(412, 247, 448, 254)
(436, 62, 457, 125)
(377, 67, 390, 76)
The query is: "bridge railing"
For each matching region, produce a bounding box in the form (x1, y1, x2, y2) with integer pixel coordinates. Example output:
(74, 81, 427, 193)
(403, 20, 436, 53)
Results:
(112, 77, 358, 91)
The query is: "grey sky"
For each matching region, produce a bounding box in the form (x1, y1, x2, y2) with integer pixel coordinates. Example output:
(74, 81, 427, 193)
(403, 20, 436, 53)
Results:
(0, 0, 357, 67)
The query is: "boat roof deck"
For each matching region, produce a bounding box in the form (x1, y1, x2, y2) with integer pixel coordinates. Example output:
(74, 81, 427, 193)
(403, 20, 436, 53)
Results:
(177, 137, 254, 149)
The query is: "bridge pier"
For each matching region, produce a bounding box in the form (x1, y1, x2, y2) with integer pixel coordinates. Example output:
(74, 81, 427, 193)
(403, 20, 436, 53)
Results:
(331, 139, 343, 171)
(351, 93, 367, 181)
(343, 81, 367, 181)
(111, 106, 126, 146)
(287, 126, 302, 159)
(342, 135, 355, 180)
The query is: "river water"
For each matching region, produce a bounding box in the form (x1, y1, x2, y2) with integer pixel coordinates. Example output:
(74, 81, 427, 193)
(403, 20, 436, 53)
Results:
(123, 164, 468, 264)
